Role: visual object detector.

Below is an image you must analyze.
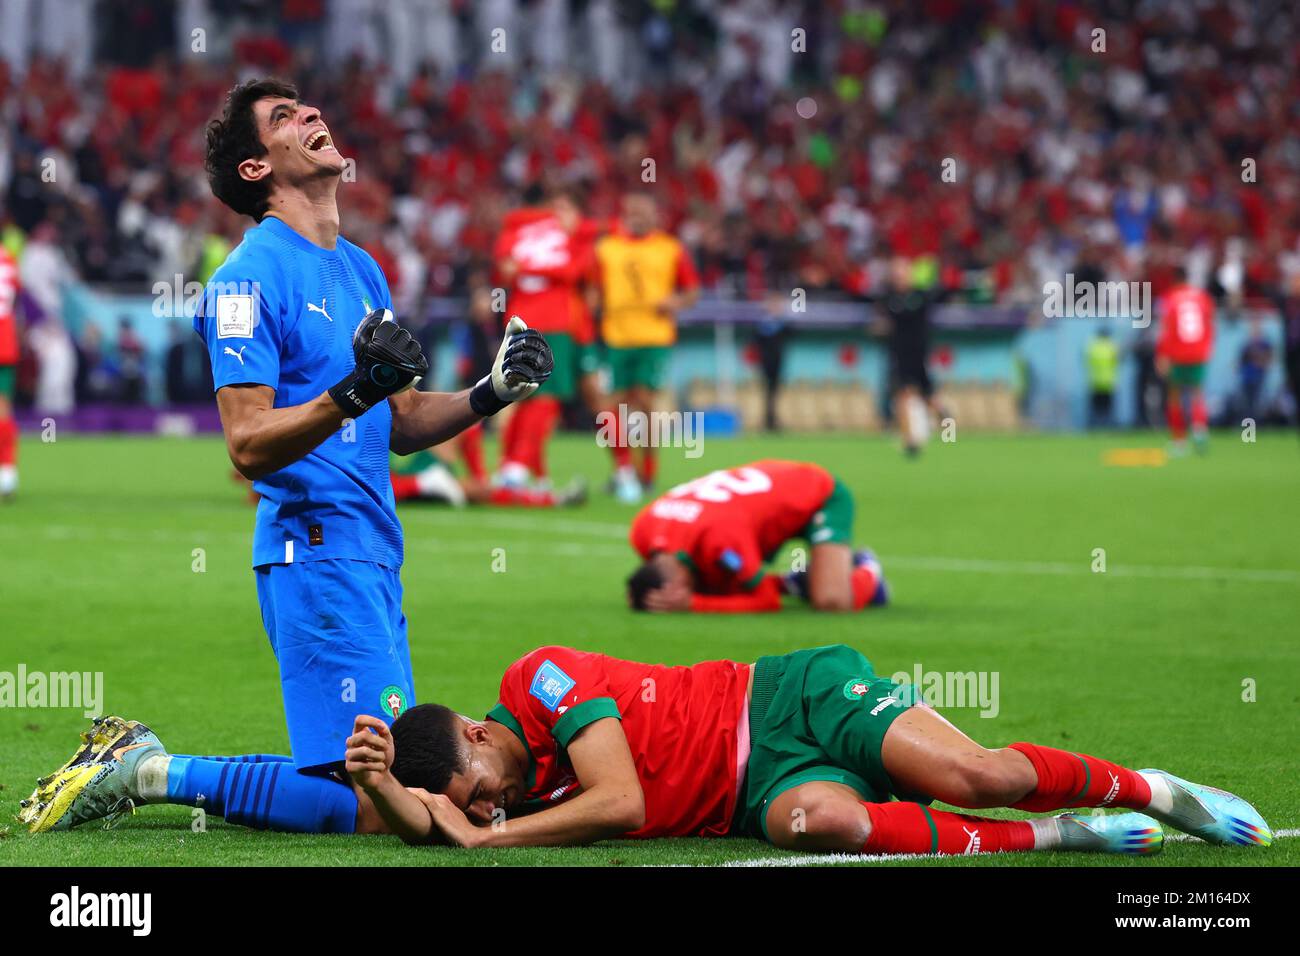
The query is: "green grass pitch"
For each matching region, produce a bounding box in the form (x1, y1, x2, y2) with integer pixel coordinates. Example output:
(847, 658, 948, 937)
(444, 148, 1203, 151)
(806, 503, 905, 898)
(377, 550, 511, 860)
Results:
(0, 429, 1296, 867)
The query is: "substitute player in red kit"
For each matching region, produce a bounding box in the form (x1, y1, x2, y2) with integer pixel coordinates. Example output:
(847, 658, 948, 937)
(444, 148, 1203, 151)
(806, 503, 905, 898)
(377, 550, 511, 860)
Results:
(493, 189, 592, 494)
(0, 245, 20, 499)
(625, 459, 888, 612)
(344, 644, 1272, 856)
(1156, 269, 1215, 454)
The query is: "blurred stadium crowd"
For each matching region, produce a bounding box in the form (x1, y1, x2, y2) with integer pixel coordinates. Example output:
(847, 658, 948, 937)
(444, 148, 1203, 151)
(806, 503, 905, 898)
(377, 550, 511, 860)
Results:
(1, 0, 1299, 415)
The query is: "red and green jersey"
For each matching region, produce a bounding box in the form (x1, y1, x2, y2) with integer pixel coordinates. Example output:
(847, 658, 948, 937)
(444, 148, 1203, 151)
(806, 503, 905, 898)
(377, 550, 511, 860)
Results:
(1157, 284, 1215, 365)
(630, 460, 834, 604)
(0, 248, 18, 365)
(488, 645, 751, 838)
(494, 209, 588, 335)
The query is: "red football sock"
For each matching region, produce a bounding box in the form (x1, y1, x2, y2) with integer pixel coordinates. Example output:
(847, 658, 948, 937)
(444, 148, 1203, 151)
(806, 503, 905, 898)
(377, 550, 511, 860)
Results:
(609, 433, 632, 470)
(1008, 742, 1151, 812)
(500, 403, 527, 470)
(0, 415, 15, 466)
(638, 446, 658, 486)
(525, 396, 561, 479)
(459, 423, 487, 481)
(603, 403, 632, 469)
(488, 486, 557, 508)
(862, 801, 1036, 855)
(505, 397, 560, 478)
(1167, 396, 1187, 441)
(850, 565, 879, 610)
(1190, 394, 1207, 434)
(390, 472, 421, 501)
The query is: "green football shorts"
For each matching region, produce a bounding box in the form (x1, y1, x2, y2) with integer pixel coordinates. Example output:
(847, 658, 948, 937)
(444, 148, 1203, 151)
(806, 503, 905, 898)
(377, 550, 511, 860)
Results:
(606, 345, 670, 391)
(536, 332, 576, 401)
(802, 478, 855, 546)
(0, 365, 15, 400)
(575, 341, 601, 378)
(1168, 362, 1206, 387)
(734, 644, 923, 841)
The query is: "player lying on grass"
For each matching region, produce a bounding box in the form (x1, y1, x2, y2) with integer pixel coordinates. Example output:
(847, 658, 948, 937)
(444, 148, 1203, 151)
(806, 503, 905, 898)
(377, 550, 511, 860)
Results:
(342, 644, 1272, 854)
(19, 643, 1273, 857)
(389, 445, 587, 508)
(626, 459, 888, 612)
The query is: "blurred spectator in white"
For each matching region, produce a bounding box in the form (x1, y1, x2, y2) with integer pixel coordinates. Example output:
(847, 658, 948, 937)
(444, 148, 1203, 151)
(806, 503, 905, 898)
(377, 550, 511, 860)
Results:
(19, 223, 74, 322)
(0, 0, 94, 78)
(27, 316, 76, 414)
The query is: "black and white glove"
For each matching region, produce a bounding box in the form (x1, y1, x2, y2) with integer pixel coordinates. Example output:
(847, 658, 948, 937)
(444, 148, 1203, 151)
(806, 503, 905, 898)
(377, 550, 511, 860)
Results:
(328, 309, 429, 418)
(469, 315, 554, 416)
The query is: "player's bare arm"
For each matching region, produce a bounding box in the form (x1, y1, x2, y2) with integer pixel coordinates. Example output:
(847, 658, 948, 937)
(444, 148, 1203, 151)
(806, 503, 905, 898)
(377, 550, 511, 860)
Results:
(388, 387, 483, 456)
(217, 383, 348, 480)
(214, 306, 430, 478)
(391, 315, 555, 456)
(658, 287, 698, 317)
(416, 717, 644, 849)
(345, 716, 438, 845)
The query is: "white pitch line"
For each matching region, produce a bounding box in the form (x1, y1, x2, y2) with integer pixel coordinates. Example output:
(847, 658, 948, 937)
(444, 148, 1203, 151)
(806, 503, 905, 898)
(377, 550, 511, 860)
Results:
(6, 518, 1299, 584)
(718, 828, 1300, 867)
(416, 512, 1300, 585)
(409, 511, 630, 539)
(885, 555, 1300, 585)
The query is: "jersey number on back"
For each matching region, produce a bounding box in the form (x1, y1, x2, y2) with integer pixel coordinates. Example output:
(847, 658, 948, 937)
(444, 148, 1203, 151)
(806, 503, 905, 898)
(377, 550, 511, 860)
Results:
(512, 225, 569, 270)
(1176, 301, 1204, 343)
(668, 467, 773, 503)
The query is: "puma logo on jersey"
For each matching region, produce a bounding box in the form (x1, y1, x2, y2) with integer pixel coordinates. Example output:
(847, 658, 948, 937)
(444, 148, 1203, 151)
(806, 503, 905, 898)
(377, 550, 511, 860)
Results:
(963, 826, 981, 855)
(870, 695, 900, 716)
(223, 346, 247, 365)
(306, 298, 333, 322)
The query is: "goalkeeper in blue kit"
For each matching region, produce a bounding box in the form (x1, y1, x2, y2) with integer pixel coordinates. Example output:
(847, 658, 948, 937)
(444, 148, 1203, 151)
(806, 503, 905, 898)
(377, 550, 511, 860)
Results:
(20, 78, 553, 836)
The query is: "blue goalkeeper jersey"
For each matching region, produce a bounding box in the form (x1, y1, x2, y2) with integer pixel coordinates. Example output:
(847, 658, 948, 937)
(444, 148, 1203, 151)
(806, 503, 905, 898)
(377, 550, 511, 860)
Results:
(194, 216, 403, 570)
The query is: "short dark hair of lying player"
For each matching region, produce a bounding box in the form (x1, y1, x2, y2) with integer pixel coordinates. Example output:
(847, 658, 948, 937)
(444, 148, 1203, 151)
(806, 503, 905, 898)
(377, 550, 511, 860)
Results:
(625, 460, 889, 613)
(344, 644, 1272, 856)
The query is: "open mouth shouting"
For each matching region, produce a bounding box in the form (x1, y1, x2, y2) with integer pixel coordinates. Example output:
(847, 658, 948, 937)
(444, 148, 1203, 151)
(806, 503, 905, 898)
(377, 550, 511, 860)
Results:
(303, 128, 336, 153)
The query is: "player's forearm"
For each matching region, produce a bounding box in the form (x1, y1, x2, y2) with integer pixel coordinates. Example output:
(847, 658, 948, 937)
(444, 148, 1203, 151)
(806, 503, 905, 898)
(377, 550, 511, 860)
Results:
(388, 388, 482, 455)
(475, 787, 644, 847)
(365, 774, 437, 845)
(689, 579, 783, 613)
(224, 392, 347, 480)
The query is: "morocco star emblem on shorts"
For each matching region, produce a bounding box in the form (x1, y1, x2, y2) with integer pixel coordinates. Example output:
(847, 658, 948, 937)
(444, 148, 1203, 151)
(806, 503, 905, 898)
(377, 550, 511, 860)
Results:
(381, 685, 407, 718)
(843, 678, 872, 700)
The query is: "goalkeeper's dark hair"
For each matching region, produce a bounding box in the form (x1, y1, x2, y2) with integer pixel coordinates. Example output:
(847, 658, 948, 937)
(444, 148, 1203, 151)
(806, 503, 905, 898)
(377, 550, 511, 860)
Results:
(205, 77, 299, 221)
(626, 559, 666, 611)
(389, 703, 466, 792)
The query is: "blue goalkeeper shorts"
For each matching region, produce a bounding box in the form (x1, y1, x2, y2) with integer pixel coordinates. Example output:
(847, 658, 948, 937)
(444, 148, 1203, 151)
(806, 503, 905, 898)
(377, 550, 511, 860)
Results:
(255, 559, 415, 771)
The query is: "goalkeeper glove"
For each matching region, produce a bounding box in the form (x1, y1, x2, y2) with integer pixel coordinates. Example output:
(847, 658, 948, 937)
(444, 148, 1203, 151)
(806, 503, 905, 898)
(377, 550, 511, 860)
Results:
(469, 315, 554, 416)
(328, 309, 429, 418)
